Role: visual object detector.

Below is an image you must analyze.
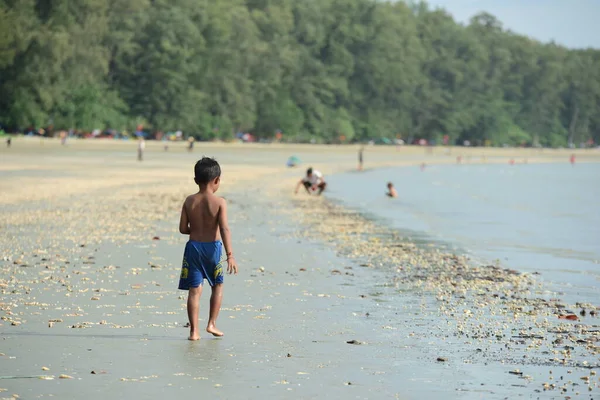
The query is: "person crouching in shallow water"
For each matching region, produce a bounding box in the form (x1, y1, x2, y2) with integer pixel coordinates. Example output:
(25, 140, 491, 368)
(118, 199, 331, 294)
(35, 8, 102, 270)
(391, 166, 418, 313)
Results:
(386, 182, 397, 198)
(295, 167, 327, 195)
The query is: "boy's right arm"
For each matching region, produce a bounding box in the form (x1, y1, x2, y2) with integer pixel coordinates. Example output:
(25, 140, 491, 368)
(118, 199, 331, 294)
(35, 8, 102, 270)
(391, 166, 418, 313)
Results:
(218, 198, 238, 274)
(179, 200, 191, 235)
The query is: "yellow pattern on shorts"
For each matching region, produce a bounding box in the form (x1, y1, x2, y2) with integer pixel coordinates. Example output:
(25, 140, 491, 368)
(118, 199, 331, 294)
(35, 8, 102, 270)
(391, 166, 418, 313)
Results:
(214, 262, 223, 279)
(180, 257, 189, 279)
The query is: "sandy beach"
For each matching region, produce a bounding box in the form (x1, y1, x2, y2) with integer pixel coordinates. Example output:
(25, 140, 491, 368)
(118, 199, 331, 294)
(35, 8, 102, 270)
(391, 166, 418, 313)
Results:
(1, 138, 599, 399)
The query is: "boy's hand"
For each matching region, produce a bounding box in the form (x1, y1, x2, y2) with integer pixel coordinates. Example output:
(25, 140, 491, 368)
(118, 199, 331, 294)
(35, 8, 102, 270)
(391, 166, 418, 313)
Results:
(227, 257, 238, 274)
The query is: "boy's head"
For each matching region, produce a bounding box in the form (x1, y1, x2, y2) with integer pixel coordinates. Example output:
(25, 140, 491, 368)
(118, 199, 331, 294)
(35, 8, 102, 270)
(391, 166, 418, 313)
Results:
(387, 182, 393, 188)
(306, 167, 313, 177)
(194, 157, 221, 190)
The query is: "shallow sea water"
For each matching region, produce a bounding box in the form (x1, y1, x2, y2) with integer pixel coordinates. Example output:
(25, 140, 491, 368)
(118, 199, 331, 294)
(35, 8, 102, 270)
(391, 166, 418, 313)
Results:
(326, 162, 600, 303)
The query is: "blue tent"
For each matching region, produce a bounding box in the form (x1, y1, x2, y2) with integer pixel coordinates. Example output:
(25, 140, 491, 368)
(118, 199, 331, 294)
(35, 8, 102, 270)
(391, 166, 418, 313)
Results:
(286, 155, 301, 167)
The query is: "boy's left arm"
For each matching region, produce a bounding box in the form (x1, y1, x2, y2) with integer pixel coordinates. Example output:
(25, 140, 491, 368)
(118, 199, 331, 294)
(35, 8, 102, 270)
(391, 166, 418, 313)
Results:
(218, 198, 238, 274)
(179, 201, 191, 234)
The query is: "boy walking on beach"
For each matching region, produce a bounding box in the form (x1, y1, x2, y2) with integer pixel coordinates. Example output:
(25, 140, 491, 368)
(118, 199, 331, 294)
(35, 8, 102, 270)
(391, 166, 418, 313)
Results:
(178, 157, 238, 340)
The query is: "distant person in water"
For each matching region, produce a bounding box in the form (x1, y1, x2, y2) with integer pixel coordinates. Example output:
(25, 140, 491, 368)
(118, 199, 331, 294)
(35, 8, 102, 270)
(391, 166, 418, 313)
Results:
(295, 167, 327, 195)
(386, 182, 397, 198)
(358, 146, 364, 170)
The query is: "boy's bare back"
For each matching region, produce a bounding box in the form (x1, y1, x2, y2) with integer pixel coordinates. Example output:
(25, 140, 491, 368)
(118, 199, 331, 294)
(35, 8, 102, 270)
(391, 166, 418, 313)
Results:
(180, 192, 229, 243)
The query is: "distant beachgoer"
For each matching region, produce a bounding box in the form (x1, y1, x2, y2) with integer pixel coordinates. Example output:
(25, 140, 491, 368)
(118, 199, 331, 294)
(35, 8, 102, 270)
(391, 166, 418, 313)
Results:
(386, 182, 397, 198)
(6, 137, 11, 148)
(570, 154, 576, 165)
(295, 167, 327, 195)
(178, 157, 238, 340)
(188, 137, 195, 152)
(358, 147, 364, 170)
(138, 138, 145, 161)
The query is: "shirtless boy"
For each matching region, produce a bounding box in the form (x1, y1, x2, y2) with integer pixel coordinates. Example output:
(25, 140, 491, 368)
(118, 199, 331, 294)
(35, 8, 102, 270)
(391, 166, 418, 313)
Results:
(178, 157, 238, 340)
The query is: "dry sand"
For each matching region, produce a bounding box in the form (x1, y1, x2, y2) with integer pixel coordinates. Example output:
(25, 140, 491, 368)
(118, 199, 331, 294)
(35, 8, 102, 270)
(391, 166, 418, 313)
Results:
(1, 138, 599, 399)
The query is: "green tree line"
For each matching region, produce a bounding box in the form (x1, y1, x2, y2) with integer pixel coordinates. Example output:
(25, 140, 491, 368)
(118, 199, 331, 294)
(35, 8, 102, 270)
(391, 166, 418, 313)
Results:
(1, 0, 599, 146)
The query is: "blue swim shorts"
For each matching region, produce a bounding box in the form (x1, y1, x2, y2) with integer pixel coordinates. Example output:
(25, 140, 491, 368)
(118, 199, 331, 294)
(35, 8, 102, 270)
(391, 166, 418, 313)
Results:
(178, 241, 224, 289)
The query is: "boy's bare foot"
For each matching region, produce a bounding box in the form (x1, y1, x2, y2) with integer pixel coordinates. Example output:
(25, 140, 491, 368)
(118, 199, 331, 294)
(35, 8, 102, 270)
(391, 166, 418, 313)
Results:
(188, 331, 200, 341)
(206, 325, 223, 337)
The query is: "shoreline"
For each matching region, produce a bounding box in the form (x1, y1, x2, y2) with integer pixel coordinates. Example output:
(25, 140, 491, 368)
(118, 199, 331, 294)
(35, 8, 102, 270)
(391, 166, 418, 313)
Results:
(274, 159, 600, 396)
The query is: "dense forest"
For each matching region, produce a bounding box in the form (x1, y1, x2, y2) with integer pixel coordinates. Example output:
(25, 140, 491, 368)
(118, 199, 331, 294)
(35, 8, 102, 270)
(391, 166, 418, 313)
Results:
(1, 0, 599, 146)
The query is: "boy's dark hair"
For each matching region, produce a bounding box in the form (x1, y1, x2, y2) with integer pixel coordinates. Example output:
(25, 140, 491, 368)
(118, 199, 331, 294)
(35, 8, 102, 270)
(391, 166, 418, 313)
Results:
(306, 167, 313, 175)
(194, 157, 221, 185)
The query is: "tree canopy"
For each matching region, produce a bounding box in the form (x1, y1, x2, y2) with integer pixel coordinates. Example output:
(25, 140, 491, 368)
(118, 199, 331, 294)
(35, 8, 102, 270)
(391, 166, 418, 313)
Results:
(1, 0, 598, 146)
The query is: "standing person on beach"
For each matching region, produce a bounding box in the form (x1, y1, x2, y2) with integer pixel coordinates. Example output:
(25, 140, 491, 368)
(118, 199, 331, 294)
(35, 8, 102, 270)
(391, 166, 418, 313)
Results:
(358, 146, 364, 170)
(178, 157, 238, 340)
(295, 167, 327, 195)
(137, 138, 145, 161)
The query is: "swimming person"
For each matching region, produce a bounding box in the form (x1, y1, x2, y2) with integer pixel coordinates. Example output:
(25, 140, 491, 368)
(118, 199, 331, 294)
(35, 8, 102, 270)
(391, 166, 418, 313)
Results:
(386, 182, 397, 198)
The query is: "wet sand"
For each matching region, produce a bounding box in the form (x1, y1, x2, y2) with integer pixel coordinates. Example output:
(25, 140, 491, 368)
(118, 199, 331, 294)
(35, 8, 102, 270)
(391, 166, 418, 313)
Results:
(1, 139, 599, 399)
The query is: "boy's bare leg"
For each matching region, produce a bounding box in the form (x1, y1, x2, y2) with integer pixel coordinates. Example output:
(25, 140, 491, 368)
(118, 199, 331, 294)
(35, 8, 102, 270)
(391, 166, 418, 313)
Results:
(317, 183, 327, 195)
(187, 286, 203, 340)
(206, 284, 224, 337)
